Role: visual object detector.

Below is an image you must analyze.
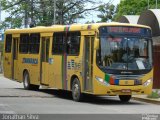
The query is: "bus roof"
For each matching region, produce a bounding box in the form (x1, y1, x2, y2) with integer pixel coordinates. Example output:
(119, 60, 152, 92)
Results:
(5, 22, 151, 34)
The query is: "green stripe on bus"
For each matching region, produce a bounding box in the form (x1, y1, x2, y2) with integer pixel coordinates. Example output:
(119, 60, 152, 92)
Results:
(105, 74, 110, 83)
(64, 26, 70, 32)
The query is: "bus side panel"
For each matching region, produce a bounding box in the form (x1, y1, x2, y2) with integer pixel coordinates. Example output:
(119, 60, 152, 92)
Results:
(67, 56, 83, 91)
(48, 60, 55, 88)
(3, 53, 12, 79)
(49, 55, 63, 89)
(18, 54, 40, 85)
(66, 35, 84, 91)
(92, 62, 107, 95)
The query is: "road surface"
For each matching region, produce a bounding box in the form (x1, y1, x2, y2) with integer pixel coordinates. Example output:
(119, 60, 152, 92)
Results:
(0, 74, 159, 120)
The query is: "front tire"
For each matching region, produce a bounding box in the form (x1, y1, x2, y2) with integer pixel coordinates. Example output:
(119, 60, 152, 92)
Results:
(119, 95, 131, 102)
(23, 71, 39, 90)
(72, 78, 82, 102)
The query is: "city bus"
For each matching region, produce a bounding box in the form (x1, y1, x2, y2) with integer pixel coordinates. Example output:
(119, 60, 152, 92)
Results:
(3, 22, 153, 102)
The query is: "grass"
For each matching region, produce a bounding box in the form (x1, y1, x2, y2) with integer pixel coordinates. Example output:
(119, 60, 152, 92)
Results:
(147, 90, 160, 99)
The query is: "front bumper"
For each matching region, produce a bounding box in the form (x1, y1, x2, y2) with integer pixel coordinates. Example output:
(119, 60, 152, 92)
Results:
(93, 80, 152, 95)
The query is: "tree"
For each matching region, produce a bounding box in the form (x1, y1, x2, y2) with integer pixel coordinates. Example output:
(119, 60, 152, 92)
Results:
(0, 0, 112, 29)
(1, 0, 36, 28)
(113, 0, 160, 21)
(97, 4, 116, 22)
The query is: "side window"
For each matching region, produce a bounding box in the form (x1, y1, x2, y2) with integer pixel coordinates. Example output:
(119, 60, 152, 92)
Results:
(67, 32, 80, 55)
(19, 34, 29, 54)
(29, 33, 40, 54)
(5, 34, 12, 53)
(52, 32, 64, 54)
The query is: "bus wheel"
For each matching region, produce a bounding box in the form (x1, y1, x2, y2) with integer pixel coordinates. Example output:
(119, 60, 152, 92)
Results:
(23, 72, 39, 90)
(119, 95, 131, 102)
(72, 78, 82, 102)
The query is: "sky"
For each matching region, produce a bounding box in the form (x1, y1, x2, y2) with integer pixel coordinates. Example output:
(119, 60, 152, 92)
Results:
(0, 0, 120, 23)
(79, 0, 120, 23)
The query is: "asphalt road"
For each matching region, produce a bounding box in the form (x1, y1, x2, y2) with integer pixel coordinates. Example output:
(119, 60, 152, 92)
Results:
(0, 74, 160, 120)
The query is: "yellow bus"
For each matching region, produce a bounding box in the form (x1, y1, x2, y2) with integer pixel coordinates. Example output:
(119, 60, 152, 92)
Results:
(3, 23, 153, 102)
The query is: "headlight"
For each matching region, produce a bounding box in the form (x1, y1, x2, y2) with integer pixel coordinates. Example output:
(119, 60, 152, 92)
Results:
(95, 76, 110, 86)
(143, 78, 152, 86)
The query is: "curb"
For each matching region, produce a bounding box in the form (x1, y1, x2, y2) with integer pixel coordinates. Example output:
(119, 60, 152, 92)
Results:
(132, 97, 160, 105)
(0, 74, 3, 76)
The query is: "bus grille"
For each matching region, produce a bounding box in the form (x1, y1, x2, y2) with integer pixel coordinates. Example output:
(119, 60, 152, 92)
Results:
(109, 74, 143, 86)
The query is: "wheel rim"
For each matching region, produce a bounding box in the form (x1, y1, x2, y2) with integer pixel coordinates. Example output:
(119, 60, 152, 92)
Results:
(24, 74, 29, 88)
(73, 83, 79, 99)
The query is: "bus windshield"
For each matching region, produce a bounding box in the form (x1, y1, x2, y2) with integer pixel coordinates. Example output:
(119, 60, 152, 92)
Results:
(97, 26, 152, 74)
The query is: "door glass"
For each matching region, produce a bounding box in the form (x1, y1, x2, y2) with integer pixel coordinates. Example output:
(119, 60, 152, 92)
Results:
(42, 39, 46, 62)
(13, 38, 18, 60)
(85, 37, 90, 90)
(41, 37, 50, 84)
(42, 38, 50, 62)
(46, 38, 50, 62)
(84, 36, 94, 91)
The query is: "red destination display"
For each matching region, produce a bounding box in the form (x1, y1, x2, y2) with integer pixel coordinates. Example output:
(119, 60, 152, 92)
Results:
(108, 27, 141, 34)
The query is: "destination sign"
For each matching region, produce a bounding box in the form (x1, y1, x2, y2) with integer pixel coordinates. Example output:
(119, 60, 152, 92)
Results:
(99, 26, 151, 37)
(108, 27, 141, 34)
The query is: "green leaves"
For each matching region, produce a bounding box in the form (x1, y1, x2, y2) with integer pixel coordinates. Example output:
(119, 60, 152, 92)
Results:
(97, 4, 116, 22)
(113, 0, 160, 21)
(1, 0, 160, 29)
(0, 0, 109, 29)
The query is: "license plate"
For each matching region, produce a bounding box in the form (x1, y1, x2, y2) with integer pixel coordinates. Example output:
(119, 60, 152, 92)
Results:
(119, 80, 134, 85)
(121, 89, 131, 93)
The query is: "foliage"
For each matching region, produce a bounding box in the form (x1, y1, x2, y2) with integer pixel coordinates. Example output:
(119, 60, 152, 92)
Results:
(113, 0, 160, 21)
(147, 90, 160, 99)
(97, 4, 116, 22)
(2, 0, 159, 29)
(0, 0, 111, 29)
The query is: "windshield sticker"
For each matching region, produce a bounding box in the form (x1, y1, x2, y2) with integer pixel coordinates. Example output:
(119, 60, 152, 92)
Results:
(136, 60, 145, 70)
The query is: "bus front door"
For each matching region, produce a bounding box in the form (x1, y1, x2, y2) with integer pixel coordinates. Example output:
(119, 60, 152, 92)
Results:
(12, 38, 19, 80)
(83, 36, 94, 92)
(40, 37, 50, 85)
